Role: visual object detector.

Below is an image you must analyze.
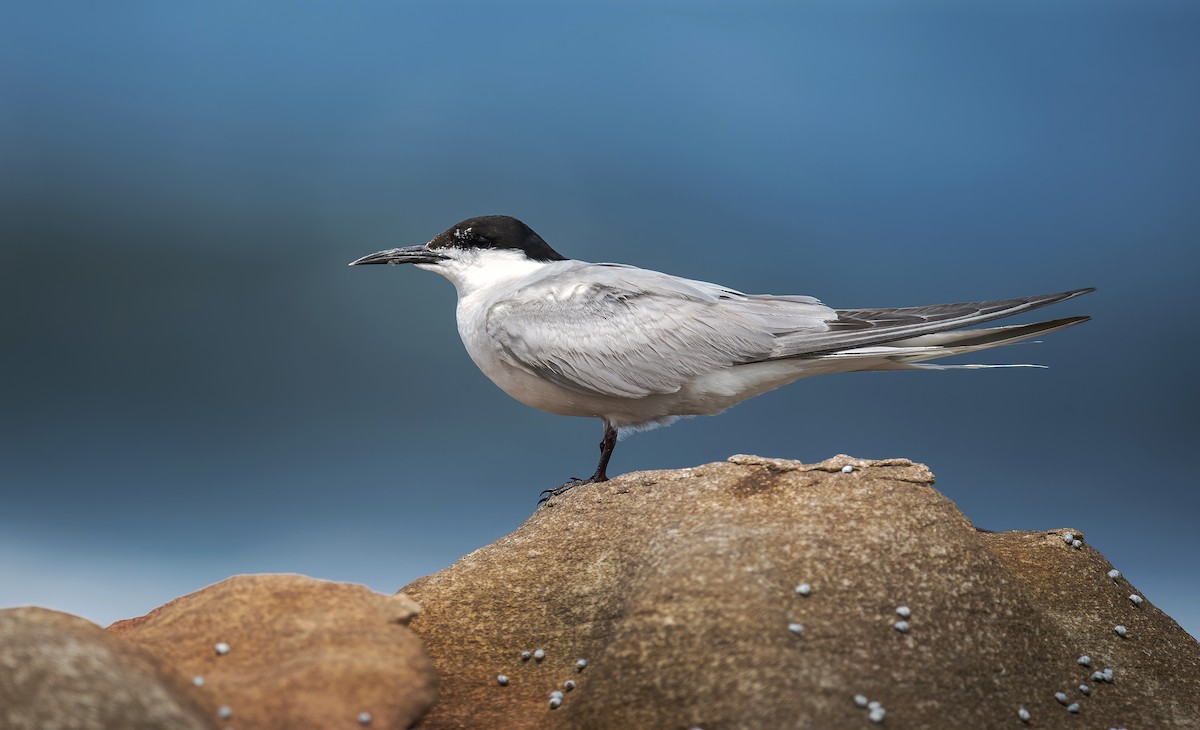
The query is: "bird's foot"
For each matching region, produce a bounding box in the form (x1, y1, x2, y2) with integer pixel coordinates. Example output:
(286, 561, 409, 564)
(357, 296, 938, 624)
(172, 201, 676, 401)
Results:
(538, 476, 603, 505)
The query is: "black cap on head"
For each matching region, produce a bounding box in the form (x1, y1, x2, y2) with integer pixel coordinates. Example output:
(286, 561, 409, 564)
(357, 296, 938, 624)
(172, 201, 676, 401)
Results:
(428, 216, 567, 262)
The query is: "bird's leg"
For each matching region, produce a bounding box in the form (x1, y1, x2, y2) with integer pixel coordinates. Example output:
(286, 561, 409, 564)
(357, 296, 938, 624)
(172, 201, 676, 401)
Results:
(539, 421, 619, 503)
(590, 421, 618, 483)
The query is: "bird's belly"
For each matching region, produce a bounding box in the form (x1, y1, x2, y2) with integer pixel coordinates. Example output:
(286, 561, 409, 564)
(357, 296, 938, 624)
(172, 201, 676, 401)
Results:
(456, 327, 663, 423)
(473, 357, 612, 418)
(457, 340, 825, 427)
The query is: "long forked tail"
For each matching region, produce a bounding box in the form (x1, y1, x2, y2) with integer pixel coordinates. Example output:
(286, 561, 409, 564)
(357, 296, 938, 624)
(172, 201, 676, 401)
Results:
(809, 315, 1091, 371)
(771, 287, 1094, 359)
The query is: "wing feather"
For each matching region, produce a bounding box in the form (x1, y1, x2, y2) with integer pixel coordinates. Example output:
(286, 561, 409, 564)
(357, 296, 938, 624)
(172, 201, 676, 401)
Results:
(486, 262, 1091, 398)
(485, 265, 836, 398)
(770, 288, 1094, 358)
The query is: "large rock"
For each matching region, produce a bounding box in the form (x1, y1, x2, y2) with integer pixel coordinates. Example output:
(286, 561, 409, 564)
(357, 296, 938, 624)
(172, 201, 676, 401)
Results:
(109, 574, 437, 729)
(0, 607, 214, 730)
(401, 454, 1200, 729)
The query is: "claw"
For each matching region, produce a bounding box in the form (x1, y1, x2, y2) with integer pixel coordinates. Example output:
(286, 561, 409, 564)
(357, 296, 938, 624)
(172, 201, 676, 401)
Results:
(540, 478, 583, 498)
(537, 477, 592, 505)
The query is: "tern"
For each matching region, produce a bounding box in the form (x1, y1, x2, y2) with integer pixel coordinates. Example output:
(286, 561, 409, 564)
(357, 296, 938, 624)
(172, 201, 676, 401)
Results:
(350, 215, 1091, 497)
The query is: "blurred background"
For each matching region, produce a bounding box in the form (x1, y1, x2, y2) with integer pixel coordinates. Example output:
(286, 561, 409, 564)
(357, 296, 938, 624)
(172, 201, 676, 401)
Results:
(2, 1, 1197, 638)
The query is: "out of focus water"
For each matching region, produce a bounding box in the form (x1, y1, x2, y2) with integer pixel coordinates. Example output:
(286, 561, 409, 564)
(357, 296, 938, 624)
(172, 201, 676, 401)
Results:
(2, 1, 1197, 636)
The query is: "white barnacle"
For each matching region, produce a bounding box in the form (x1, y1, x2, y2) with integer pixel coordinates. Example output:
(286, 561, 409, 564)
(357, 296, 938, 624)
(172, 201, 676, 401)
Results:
(1062, 531, 1075, 544)
(1018, 707, 1031, 722)
(1102, 667, 1114, 683)
(868, 707, 885, 723)
(533, 648, 546, 661)
(192, 675, 204, 687)
(1115, 624, 1128, 637)
(868, 701, 882, 711)
(564, 680, 576, 691)
(575, 658, 588, 671)
(214, 641, 230, 656)
(1072, 539, 1082, 549)
(496, 674, 509, 686)
(521, 650, 531, 661)
(895, 605, 911, 619)
(1079, 683, 1090, 695)
(1129, 594, 1144, 606)
(795, 583, 812, 597)
(550, 690, 564, 700)
(1107, 569, 1121, 580)
(893, 620, 910, 634)
(1077, 655, 1091, 667)
(1054, 691, 1068, 705)
(549, 696, 562, 709)
(841, 464, 854, 474)
(1067, 703, 1081, 713)
(1091, 670, 1104, 682)
(357, 711, 372, 725)
(854, 695, 869, 708)
(217, 706, 233, 720)
(788, 622, 805, 637)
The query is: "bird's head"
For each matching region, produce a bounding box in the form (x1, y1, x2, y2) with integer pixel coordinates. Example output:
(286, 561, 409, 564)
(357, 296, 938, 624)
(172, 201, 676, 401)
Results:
(349, 215, 566, 275)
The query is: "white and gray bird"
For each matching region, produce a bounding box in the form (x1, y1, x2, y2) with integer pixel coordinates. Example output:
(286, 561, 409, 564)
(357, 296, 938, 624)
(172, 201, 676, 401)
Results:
(350, 215, 1091, 497)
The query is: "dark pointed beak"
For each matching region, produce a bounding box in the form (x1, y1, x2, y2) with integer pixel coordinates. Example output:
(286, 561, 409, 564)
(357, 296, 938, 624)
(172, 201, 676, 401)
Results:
(348, 245, 447, 266)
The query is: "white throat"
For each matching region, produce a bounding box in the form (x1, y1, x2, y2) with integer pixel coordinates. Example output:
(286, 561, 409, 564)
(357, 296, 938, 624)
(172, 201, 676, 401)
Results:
(418, 248, 555, 298)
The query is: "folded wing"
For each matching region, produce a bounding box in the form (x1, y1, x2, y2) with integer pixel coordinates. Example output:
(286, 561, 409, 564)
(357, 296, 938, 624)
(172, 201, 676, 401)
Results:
(488, 264, 1092, 398)
(485, 264, 837, 398)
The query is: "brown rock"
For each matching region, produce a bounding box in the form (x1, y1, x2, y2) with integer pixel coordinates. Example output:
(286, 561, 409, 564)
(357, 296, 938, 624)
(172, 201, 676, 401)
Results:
(0, 606, 214, 730)
(983, 528, 1200, 725)
(109, 574, 437, 729)
(401, 454, 1200, 730)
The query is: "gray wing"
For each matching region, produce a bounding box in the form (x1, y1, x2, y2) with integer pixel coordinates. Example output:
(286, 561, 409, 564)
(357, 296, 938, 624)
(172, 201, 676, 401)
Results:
(485, 263, 838, 398)
(768, 288, 1095, 358)
(488, 261, 1092, 396)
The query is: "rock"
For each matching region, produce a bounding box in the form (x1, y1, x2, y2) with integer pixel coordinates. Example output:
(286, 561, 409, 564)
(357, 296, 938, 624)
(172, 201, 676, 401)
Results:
(0, 606, 214, 730)
(109, 574, 437, 729)
(982, 528, 1200, 723)
(400, 454, 1200, 730)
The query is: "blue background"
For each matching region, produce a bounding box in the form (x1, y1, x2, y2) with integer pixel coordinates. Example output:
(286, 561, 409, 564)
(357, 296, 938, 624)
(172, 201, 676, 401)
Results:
(2, 1, 1197, 638)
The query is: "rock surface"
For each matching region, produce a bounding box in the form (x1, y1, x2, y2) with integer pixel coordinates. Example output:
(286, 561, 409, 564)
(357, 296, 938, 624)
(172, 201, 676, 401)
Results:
(401, 454, 1200, 730)
(109, 574, 437, 730)
(0, 607, 214, 730)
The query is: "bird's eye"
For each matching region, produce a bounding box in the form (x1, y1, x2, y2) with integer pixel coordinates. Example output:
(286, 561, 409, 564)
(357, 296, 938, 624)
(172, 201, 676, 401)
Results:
(450, 227, 486, 246)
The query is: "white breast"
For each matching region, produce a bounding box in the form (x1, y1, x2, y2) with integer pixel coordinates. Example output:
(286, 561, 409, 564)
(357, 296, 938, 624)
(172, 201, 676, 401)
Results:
(455, 289, 602, 417)
(434, 252, 594, 417)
